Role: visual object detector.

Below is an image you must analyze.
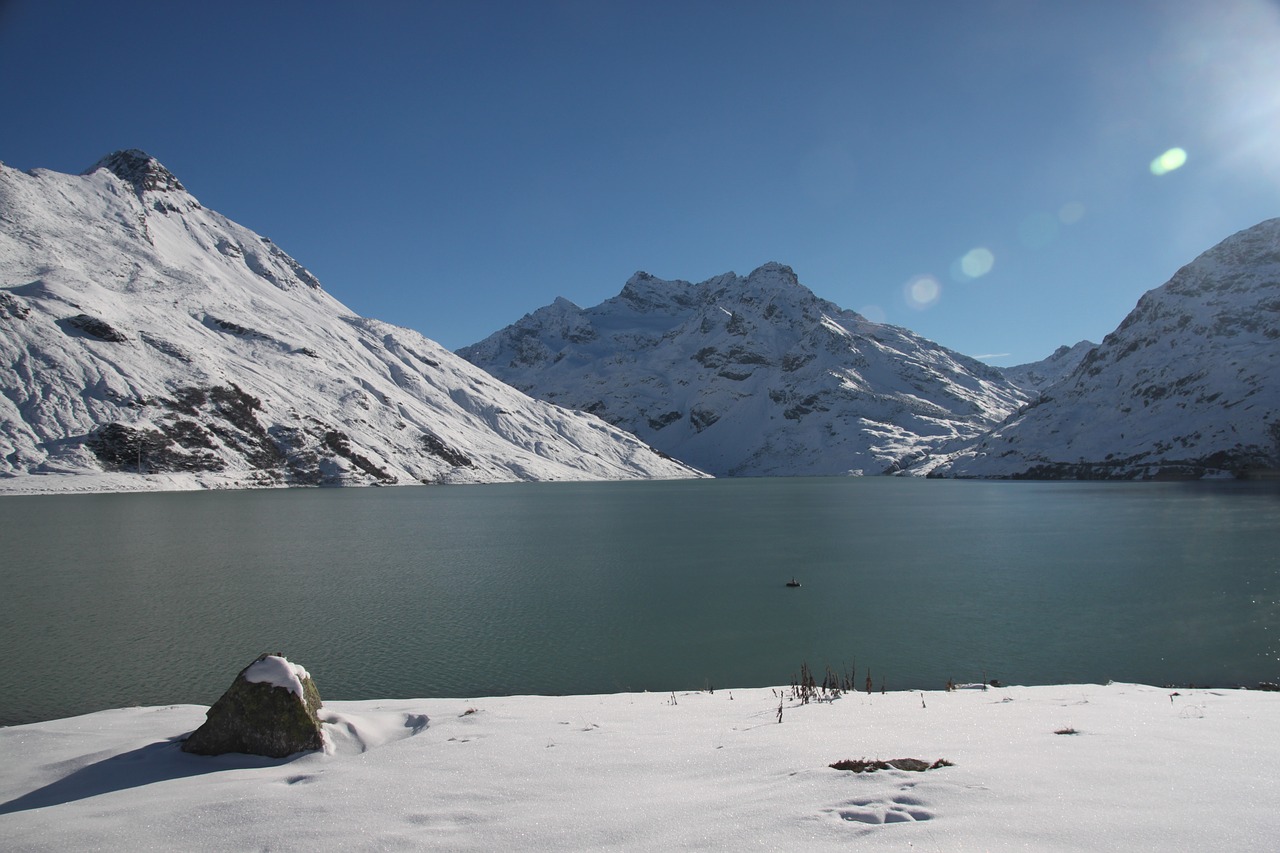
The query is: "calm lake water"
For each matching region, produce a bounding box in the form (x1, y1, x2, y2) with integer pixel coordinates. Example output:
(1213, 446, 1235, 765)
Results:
(3, 477, 1279, 726)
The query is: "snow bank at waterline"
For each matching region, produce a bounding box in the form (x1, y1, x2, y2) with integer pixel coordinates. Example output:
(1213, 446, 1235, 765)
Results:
(1, 683, 1276, 850)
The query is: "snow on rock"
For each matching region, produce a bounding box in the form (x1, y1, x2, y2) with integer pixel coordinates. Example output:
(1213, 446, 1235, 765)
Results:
(0, 153, 704, 493)
(458, 262, 1031, 476)
(929, 218, 1280, 479)
(243, 655, 311, 699)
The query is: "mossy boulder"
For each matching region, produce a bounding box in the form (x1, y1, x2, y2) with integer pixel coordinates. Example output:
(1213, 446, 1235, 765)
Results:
(182, 654, 324, 757)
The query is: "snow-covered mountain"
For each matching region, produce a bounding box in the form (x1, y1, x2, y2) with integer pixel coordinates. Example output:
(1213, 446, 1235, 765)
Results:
(928, 218, 1280, 479)
(458, 264, 1030, 476)
(0, 151, 703, 492)
(999, 340, 1096, 394)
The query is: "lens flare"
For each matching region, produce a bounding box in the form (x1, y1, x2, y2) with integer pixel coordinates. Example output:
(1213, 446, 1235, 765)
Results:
(1150, 147, 1188, 175)
(858, 304, 887, 324)
(1150, 2, 1280, 191)
(1058, 202, 1085, 224)
(904, 274, 941, 310)
(957, 245, 993, 279)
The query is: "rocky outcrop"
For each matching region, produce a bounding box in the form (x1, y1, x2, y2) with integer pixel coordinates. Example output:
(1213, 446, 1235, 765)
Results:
(86, 149, 186, 195)
(64, 314, 128, 342)
(999, 340, 1096, 394)
(183, 654, 324, 758)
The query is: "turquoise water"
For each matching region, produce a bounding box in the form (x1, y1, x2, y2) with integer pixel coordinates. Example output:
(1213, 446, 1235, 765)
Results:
(2, 477, 1279, 726)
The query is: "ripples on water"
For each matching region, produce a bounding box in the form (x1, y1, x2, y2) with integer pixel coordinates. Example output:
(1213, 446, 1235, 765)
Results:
(2, 477, 1278, 725)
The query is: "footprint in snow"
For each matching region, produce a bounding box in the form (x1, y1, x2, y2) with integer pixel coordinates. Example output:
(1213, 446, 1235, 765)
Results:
(826, 790, 934, 826)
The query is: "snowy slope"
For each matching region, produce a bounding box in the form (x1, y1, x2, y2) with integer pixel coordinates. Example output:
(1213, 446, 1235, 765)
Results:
(929, 218, 1280, 479)
(999, 340, 1096, 394)
(0, 151, 703, 492)
(459, 264, 1030, 476)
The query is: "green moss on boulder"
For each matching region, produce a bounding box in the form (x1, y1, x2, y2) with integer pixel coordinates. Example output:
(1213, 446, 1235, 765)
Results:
(182, 654, 324, 758)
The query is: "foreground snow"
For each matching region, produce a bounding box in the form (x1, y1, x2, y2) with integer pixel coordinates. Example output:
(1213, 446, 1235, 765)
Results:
(2, 683, 1275, 850)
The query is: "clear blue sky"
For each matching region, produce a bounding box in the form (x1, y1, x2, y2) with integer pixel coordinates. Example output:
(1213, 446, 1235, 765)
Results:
(3, 1, 1278, 363)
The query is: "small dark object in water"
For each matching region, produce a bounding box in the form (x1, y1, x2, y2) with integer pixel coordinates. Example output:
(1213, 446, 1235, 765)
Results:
(786, 578, 801, 588)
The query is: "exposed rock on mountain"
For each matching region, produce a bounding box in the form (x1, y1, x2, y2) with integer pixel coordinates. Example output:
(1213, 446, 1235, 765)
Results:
(928, 218, 1280, 479)
(458, 263, 1030, 476)
(999, 340, 1096, 394)
(0, 152, 703, 492)
(90, 149, 187, 196)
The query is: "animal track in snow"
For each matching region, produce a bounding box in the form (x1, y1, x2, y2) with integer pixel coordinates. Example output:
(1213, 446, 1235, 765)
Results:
(827, 787, 934, 826)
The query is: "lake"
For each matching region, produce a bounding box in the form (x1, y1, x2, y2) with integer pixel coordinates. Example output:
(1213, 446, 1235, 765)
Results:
(2, 477, 1279, 726)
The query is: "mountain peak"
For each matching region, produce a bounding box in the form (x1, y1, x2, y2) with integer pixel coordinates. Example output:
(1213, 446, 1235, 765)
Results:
(618, 270, 695, 312)
(745, 262, 798, 284)
(461, 264, 1030, 477)
(86, 149, 185, 194)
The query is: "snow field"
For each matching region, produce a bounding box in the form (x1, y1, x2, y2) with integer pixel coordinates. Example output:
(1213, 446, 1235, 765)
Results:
(1, 682, 1276, 850)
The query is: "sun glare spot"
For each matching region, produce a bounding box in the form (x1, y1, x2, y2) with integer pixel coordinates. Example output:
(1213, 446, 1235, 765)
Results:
(858, 304, 887, 324)
(954, 247, 994, 280)
(1150, 147, 1188, 175)
(1058, 202, 1085, 224)
(904, 274, 941, 310)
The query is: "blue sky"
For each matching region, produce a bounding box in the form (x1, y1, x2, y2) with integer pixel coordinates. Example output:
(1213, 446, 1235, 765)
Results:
(3, 1, 1278, 363)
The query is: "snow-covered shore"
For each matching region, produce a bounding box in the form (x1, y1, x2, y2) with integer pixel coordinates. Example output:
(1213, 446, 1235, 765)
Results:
(0, 472, 282, 496)
(2, 683, 1276, 850)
